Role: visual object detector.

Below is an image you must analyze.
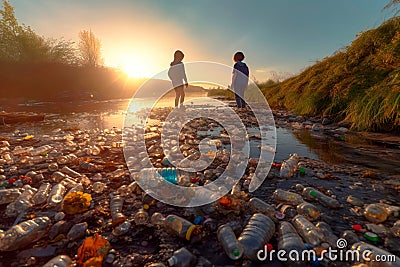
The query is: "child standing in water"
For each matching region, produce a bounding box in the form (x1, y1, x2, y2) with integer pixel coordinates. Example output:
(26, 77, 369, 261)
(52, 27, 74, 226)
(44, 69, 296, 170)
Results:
(231, 51, 249, 109)
(168, 50, 188, 107)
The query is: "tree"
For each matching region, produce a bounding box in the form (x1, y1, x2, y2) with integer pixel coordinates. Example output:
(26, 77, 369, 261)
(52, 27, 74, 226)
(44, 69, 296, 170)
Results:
(0, 0, 78, 64)
(78, 29, 102, 67)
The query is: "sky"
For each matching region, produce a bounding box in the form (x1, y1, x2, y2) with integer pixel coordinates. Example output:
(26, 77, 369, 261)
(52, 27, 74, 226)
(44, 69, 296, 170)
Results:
(9, 0, 394, 81)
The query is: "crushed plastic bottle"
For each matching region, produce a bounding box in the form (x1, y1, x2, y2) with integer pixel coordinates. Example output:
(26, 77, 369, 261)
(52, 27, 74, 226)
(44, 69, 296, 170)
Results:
(273, 189, 304, 206)
(48, 183, 66, 206)
(113, 221, 132, 236)
(301, 186, 340, 208)
(29, 145, 53, 156)
(292, 215, 323, 247)
(167, 247, 197, 267)
(238, 213, 275, 261)
(391, 220, 400, 237)
(363, 203, 388, 223)
(278, 221, 306, 265)
(32, 183, 51, 205)
(151, 212, 198, 241)
(92, 181, 107, 193)
(296, 202, 321, 221)
(0, 216, 51, 251)
(67, 222, 88, 241)
(351, 242, 400, 267)
(341, 230, 360, 247)
(248, 197, 276, 218)
(217, 224, 244, 260)
(42, 255, 73, 267)
(6, 185, 37, 216)
(0, 188, 21, 205)
(279, 153, 299, 178)
(110, 194, 126, 226)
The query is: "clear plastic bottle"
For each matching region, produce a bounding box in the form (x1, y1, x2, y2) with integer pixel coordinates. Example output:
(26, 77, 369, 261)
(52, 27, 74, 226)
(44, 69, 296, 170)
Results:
(112, 221, 131, 236)
(278, 221, 306, 265)
(12, 146, 32, 156)
(238, 213, 275, 261)
(217, 224, 243, 260)
(6, 185, 37, 216)
(248, 197, 276, 218)
(0, 216, 51, 251)
(32, 183, 52, 205)
(47, 183, 67, 206)
(292, 215, 323, 247)
(363, 203, 388, 223)
(0, 188, 21, 205)
(51, 171, 66, 183)
(167, 247, 197, 267)
(273, 189, 304, 206)
(296, 202, 320, 221)
(134, 208, 149, 225)
(151, 212, 198, 241)
(351, 242, 400, 267)
(110, 194, 126, 226)
(301, 187, 340, 208)
(57, 153, 77, 165)
(42, 255, 73, 267)
(61, 166, 81, 178)
(279, 153, 299, 178)
(315, 221, 338, 248)
(29, 145, 53, 156)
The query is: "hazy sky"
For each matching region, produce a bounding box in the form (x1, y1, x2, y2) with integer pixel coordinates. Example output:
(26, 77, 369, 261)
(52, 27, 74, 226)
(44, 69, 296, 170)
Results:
(9, 0, 393, 80)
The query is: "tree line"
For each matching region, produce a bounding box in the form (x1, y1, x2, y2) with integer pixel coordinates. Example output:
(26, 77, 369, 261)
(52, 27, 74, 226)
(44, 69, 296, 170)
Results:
(0, 0, 102, 67)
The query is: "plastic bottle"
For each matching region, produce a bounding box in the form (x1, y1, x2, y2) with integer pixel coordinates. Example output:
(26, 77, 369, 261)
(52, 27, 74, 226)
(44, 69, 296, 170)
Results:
(217, 224, 244, 260)
(363, 203, 388, 223)
(238, 213, 275, 261)
(29, 145, 53, 156)
(32, 183, 52, 205)
(279, 153, 299, 178)
(151, 212, 198, 241)
(42, 255, 73, 267)
(278, 221, 306, 265)
(0, 216, 51, 251)
(248, 197, 276, 218)
(296, 202, 321, 221)
(167, 247, 197, 267)
(51, 171, 66, 183)
(280, 204, 298, 218)
(47, 183, 67, 206)
(110, 194, 126, 226)
(134, 208, 149, 225)
(12, 146, 32, 156)
(273, 189, 304, 206)
(57, 153, 77, 165)
(341, 230, 360, 247)
(292, 215, 323, 247)
(112, 221, 131, 236)
(351, 242, 400, 267)
(315, 221, 338, 248)
(301, 187, 340, 208)
(0, 188, 21, 205)
(3, 152, 14, 164)
(6, 185, 37, 216)
(61, 166, 81, 178)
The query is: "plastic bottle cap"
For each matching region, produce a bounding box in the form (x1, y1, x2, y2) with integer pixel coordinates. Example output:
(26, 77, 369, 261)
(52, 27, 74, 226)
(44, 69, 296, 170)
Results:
(233, 249, 240, 256)
(352, 224, 363, 232)
(266, 243, 273, 252)
(309, 190, 318, 197)
(143, 204, 150, 210)
(364, 232, 379, 242)
(275, 212, 285, 220)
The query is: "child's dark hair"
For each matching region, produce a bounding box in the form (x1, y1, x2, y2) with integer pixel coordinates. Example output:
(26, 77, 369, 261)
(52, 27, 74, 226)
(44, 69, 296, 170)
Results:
(234, 51, 245, 62)
(174, 50, 184, 62)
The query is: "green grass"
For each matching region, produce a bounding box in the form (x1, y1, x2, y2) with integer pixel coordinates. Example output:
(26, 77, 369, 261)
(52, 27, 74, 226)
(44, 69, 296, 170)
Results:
(259, 17, 400, 132)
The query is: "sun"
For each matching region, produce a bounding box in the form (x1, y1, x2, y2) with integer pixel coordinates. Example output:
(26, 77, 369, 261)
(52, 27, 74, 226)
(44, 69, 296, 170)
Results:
(121, 58, 153, 78)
